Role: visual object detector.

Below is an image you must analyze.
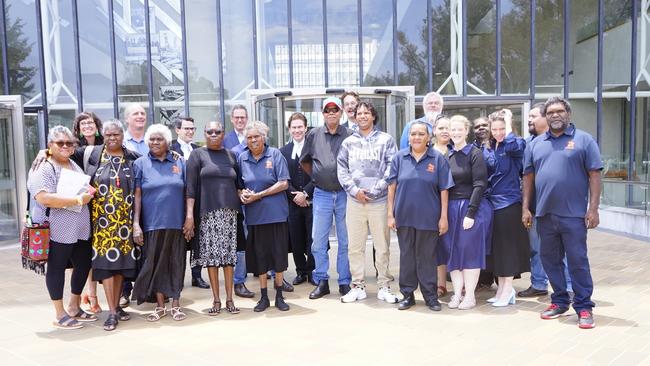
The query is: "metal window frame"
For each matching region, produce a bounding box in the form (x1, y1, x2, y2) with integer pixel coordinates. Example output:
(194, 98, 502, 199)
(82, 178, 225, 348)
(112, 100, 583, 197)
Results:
(563, 0, 569, 98)
(322, 0, 328, 87)
(144, 0, 155, 122)
(108, 0, 119, 118)
(596, 0, 603, 147)
(288, 0, 294, 88)
(35, 0, 48, 132)
(0, 0, 9, 94)
(180, 0, 190, 115)
(392, 0, 397, 85)
(629, 0, 639, 190)
(427, 0, 432, 91)
(495, 0, 501, 96)
(71, 0, 83, 112)
(252, 0, 259, 89)
(357, 0, 363, 86)
(216, 0, 226, 124)
(529, 0, 536, 102)
(461, 0, 467, 96)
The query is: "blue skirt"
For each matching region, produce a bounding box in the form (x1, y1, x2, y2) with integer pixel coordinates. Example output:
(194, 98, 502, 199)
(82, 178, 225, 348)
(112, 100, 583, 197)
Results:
(439, 197, 493, 271)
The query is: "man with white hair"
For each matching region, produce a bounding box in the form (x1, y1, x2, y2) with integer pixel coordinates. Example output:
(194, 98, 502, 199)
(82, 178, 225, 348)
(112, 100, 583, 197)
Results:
(123, 103, 149, 156)
(399, 92, 444, 149)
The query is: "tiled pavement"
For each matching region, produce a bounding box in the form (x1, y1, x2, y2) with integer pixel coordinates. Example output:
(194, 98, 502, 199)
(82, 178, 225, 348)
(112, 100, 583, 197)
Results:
(0, 229, 649, 366)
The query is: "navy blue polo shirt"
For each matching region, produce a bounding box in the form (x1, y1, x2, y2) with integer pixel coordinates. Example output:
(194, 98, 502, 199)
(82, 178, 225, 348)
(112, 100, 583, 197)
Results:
(238, 146, 290, 225)
(523, 124, 603, 218)
(488, 132, 526, 210)
(387, 147, 454, 231)
(134, 152, 186, 232)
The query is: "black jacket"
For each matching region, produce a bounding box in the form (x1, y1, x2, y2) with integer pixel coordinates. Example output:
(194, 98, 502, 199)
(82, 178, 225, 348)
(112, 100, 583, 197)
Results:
(280, 141, 314, 203)
(170, 139, 199, 156)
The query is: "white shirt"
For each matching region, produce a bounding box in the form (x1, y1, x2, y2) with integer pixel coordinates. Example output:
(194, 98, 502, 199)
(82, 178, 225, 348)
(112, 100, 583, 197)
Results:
(291, 139, 304, 160)
(236, 131, 245, 144)
(178, 139, 193, 160)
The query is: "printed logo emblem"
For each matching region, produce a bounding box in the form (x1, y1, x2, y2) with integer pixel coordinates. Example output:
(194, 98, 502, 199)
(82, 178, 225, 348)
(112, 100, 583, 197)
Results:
(566, 140, 575, 150)
(172, 165, 181, 174)
(265, 159, 273, 169)
(426, 163, 435, 173)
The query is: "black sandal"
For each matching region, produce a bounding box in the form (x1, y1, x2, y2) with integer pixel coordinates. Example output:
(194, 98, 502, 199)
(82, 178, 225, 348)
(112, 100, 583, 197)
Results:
(103, 314, 118, 331)
(116, 306, 131, 321)
(225, 299, 240, 314)
(207, 301, 221, 316)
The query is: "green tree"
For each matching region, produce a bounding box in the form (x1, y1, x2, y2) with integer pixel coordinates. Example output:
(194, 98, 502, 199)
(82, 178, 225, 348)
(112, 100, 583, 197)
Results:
(5, 3, 36, 97)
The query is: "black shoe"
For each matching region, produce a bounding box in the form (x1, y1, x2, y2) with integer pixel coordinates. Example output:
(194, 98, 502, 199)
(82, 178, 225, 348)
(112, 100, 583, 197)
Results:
(398, 293, 415, 310)
(292, 273, 308, 285)
(540, 304, 570, 319)
(517, 286, 548, 297)
(275, 290, 290, 311)
(192, 277, 210, 289)
(281, 279, 294, 292)
(339, 284, 351, 296)
(426, 299, 442, 312)
(309, 280, 330, 299)
(308, 274, 318, 287)
(234, 283, 255, 298)
(253, 297, 270, 312)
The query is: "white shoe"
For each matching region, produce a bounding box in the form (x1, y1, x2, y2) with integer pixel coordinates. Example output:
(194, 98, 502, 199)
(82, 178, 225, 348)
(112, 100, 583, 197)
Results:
(486, 296, 498, 303)
(448, 295, 463, 309)
(340, 287, 367, 303)
(377, 287, 399, 303)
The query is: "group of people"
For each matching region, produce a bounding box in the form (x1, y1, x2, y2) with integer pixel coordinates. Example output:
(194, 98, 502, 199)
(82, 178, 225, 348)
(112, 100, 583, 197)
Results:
(28, 90, 602, 331)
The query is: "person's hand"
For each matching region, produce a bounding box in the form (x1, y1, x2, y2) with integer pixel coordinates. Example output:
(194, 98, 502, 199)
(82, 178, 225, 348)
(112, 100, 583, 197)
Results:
(240, 189, 254, 204)
(585, 208, 599, 229)
(31, 149, 48, 171)
(292, 191, 308, 207)
(522, 208, 533, 229)
(439, 217, 448, 235)
(355, 189, 370, 203)
(462, 217, 474, 230)
(79, 192, 92, 205)
(133, 223, 144, 246)
(387, 215, 396, 231)
(183, 216, 194, 241)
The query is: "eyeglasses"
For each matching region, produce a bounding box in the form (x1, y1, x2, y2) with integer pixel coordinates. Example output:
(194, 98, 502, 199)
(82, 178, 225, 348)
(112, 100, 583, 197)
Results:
(205, 129, 223, 136)
(324, 108, 340, 114)
(79, 120, 95, 127)
(53, 141, 75, 148)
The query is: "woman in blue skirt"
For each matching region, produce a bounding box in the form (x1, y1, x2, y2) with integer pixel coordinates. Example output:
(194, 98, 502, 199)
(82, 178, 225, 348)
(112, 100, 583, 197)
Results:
(441, 115, 493, 310)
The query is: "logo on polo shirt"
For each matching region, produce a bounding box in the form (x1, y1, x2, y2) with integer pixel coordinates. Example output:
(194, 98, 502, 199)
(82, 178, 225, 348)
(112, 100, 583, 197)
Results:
(172, 165, 181, 174)
(265, 159, 273, 169)
(427, 163, 435, 173)
(566, 140, 575, 150)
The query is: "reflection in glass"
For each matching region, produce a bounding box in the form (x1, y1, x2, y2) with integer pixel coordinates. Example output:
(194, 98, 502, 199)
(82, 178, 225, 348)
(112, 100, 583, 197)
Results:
(430, 0, 453, 94)
(569, 0, 598, 94)
(397, 0, 428, 95)
(362, 0, 393, 87)
(535, 0, 564, 95)
(467, 0, 496, 95)
(291, 0, 325, 87)
(0, 110, 18, 241)
(326, 0, 359, 87)
(501, 0, 530, 94)
(42, 1, 78, 107)
(5, 1, 41, 101)
(221, 1, 255, 106)
(257, 0, 289, 88)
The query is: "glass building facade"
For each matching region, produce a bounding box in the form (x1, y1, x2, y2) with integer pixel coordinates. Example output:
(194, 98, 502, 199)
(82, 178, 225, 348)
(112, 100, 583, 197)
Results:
(2, 0, 650, 238)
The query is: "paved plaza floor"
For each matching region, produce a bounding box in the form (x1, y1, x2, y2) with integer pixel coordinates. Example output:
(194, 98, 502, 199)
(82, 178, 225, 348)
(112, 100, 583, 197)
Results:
(0, 229, 649, 366)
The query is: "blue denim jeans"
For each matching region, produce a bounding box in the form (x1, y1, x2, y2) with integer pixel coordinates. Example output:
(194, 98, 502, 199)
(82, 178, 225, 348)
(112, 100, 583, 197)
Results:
(234, 251, 247, 285)
(311, 188, 351, 285)
(537, 214, 594, 313)
(529, 217, 573, 292)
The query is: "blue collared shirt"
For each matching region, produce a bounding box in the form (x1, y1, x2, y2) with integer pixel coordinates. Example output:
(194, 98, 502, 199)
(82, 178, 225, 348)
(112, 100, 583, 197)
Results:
(487, 132, 526, 210)
(134, 152, 186, 232)
(238, 146, 290, 225)
(387, 147, 454, 231)
(523, 124, 603, 218)
(124, 131, 149, 156)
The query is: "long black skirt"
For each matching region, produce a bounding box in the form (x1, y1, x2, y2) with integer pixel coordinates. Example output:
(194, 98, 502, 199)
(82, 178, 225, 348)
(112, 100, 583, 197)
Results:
(246, 222, 289, 275)
(132, 229, 186, 304)
(487, 203, 530, 277)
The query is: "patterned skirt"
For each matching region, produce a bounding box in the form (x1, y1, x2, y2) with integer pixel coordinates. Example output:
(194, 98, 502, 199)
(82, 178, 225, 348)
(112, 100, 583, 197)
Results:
(191, 208, 238, 268)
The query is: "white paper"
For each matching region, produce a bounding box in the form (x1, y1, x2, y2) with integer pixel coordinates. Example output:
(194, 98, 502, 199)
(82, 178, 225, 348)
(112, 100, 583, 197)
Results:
(56, 169, 91, 213)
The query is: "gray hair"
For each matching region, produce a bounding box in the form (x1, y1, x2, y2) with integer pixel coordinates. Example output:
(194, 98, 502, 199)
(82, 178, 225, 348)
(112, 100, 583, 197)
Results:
(102, 119, 125, 134)
(122, 103, 146, 122)
(543, 96, 572, 116)
(47, 125, 75, 143)
(245, 121, 269, 139)
(423, 92, 444, 107)
(144, 124, 172, 145)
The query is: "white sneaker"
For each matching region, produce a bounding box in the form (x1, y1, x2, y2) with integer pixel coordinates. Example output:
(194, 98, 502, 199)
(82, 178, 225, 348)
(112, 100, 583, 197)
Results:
(340, 287, 367, 303)
(377, 287, 399, 303)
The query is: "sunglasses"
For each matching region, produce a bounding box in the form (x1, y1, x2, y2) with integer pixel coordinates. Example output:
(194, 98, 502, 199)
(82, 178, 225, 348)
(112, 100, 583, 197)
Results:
(53, 141, 75, 148)
(324, 108, 340, 114)
(206, 129, 224, 136)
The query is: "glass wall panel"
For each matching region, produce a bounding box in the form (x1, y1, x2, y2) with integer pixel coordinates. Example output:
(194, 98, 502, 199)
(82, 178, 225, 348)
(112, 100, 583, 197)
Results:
(361, 0, 393, 87)
(148, 0, 185, 125)
(113, 0, 151, 114)
(637, 2, 650, 92)
(5, 0, 42, 101)
(185, 0, 220, 138)
(291, 0, 324, 87)
(257, 0, 289, 88)
(568, 0, 598, 94)
(467, 0, 496, 95)
(396, 0, 428, 95)
(43, 1, 78, 108)
(326, 0, 359, 87)
(430, 0, 453, 94)
(501, 0, 530, 94)
(78, 0, 114, 113)
(535, 0, 564, 95)
(221, 0, 255, 109)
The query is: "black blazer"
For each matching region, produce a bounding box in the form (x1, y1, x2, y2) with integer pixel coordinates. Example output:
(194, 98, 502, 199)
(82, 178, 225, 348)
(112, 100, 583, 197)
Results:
(170, 139, 199, 156)
(280, 141, 314, 202)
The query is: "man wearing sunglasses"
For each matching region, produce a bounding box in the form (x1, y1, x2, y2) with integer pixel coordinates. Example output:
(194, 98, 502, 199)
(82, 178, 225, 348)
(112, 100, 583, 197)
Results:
(300, 97, 353, 299)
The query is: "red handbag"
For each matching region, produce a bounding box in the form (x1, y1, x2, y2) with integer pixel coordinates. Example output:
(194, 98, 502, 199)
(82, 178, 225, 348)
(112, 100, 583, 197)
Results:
(21, 194, 51, 275)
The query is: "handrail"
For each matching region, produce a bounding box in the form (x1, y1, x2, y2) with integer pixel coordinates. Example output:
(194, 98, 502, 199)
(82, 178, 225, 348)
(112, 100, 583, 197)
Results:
(602, 179, 650, 186)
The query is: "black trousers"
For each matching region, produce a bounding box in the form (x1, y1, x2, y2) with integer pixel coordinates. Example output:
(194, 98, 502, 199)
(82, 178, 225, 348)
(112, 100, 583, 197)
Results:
(288, 204, 315, 275)
(46, 240, 92, 300)
(397, 227, 438, 304)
